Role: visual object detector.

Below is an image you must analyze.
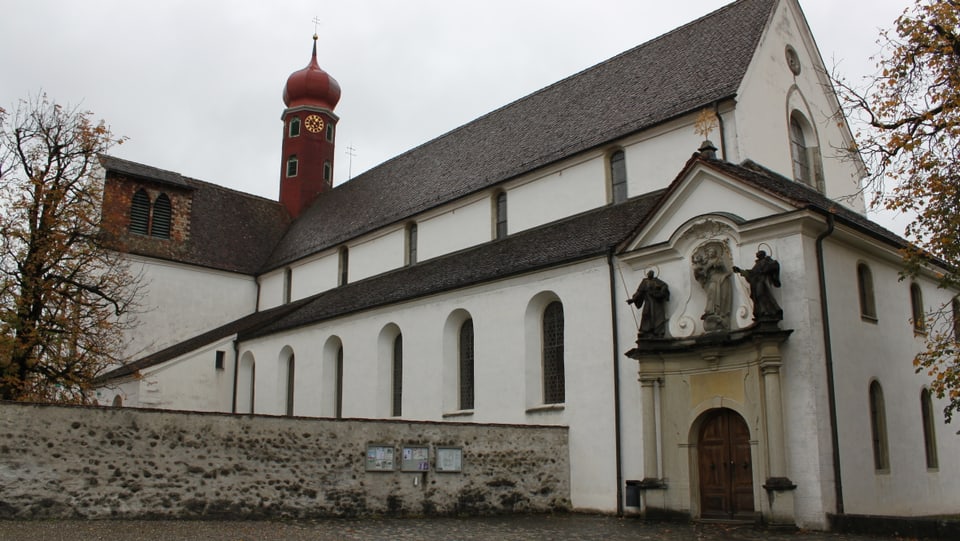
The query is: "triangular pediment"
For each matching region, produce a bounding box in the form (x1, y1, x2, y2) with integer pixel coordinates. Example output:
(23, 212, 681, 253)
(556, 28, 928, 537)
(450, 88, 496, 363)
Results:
(623, 160, 797, 253)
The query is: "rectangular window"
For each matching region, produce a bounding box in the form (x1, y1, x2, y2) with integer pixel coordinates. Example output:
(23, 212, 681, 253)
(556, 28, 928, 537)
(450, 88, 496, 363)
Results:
(215, 350, 225, 370)
(407, 224, 418, 265)
(495, 192, 507, 239)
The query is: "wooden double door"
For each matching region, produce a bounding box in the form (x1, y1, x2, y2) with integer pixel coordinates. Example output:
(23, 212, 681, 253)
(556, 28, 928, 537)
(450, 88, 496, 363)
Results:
(698, 408, 755, 519)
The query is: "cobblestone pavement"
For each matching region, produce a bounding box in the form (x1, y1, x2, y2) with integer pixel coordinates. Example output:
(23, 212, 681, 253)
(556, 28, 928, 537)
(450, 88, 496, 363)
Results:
(0, 515, 902, 541)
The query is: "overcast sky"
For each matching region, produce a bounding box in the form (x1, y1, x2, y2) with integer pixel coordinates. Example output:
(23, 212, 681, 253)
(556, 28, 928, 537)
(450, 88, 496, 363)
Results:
(2, 0, 909, 228)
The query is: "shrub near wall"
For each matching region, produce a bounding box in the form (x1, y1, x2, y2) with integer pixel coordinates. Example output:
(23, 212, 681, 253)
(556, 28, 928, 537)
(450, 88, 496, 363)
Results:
(0, 403, 570, 519)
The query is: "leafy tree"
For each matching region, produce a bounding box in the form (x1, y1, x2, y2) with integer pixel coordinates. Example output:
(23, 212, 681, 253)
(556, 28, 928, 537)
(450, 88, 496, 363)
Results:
(0, 95, 142, 402)
(834, 1, 960, 422)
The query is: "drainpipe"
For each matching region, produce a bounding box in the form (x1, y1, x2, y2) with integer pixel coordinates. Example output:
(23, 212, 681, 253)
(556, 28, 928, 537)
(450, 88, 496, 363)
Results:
(713, 102, 728, 160)
(815, 212, 844, 515)
(231, 338, 240, 414)
(607, 249, 625, 516)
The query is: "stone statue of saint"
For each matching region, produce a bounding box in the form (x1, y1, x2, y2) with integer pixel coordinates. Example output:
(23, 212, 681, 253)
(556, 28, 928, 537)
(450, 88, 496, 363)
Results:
(627, 270, 670, 338)
(692, 242, 733, 332)
(733, 250, 783, 322)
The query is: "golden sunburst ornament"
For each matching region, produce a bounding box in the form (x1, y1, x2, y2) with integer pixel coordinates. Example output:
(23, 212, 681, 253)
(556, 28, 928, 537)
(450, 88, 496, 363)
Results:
(694, 109, 719, 139)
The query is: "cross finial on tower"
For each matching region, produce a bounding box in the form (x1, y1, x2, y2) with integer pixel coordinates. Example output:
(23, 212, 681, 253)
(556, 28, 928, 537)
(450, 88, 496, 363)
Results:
(312, 16, 322, 40)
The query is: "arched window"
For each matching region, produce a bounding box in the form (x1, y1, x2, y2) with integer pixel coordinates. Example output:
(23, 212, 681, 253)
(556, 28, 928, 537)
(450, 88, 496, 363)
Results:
(338, 246, 349, 286)
(609, 150, 627, 204)
(392, 334, 403, 417)
(325, 122, 334, 142)
(323, 161, 332, 183)
(789, 114, 812, 185)
(869, 380, 890, 471)
(407, 223, 418, 265)
(130, 189, 150, 235)
(857, 263, 877, 320)
(542, 301, 565, 404)
(151, 193, 171, 239)
(112, 395, 123, 407)
(910, 283, 925, 332)
(920, 388, 938, 469)
(237, 352, 256, 414)
(953, 297, 960, 341)
(335, 345, 344, 419)
(495, 192, 507, 240)
(289, 117, 301, 137)
(286, 155, 298, 178)
(459, 319, 475, 410)
(285, 353, 296, 416)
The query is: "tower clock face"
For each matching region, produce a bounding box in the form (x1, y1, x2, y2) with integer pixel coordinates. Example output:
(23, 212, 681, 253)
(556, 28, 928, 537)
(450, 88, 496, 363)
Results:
(304, 114, 325, 133)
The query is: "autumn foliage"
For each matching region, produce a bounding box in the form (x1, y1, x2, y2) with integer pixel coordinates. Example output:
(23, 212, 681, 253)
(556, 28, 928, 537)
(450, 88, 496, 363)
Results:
(836, 1, 960, 422)
(0, 95, 141, 402)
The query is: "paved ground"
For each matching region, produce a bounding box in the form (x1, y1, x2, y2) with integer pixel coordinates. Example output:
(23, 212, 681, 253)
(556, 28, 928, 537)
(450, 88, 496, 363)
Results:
(0, 515, 902, 541)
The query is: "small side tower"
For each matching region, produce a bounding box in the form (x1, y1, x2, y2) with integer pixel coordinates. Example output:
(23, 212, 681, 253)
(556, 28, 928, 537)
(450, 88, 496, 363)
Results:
(279, 34, 341, 218)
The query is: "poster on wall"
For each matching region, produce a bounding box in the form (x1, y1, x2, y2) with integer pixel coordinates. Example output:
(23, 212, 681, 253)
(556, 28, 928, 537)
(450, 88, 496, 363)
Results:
(401, 445, 430, 472)
(365, 444, 395, 472)
(435, 447, 463, 473)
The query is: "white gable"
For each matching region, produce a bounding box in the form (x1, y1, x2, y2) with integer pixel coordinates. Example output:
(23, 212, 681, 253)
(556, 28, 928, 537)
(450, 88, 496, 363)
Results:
(624, 161, 794, 250)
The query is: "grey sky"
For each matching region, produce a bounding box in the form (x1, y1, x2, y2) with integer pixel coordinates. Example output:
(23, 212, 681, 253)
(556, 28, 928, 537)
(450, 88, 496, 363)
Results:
(2, 0, 907, 224)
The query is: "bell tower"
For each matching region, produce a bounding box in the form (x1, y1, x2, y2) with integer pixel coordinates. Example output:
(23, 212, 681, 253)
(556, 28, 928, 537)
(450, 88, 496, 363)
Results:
(280, 34, 341, 218)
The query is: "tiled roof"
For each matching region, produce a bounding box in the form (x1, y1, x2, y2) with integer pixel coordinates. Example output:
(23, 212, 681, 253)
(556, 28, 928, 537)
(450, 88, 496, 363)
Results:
(703, 158, 907, 245)
(100, 155, 191, 189)
(101, 155, 290, 274)
(103, 193, 662, 378)
(263, 0, 778, 270)
(96, 298, 312, 382)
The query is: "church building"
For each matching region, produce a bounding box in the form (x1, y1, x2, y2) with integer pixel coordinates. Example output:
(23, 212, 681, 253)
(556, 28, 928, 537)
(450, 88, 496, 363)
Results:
(95, 0, 960, 529)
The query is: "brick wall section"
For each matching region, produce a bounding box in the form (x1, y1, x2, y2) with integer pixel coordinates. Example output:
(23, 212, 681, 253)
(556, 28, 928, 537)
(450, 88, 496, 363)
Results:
(101, 175, 193, 260)
(0, 403, 570, 519)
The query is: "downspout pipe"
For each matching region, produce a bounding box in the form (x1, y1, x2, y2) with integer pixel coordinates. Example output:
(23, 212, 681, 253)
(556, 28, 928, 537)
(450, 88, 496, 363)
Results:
(814, 212, 843, 515)
(713, 101, 728, 160)
(231, 338, 240, 414)
(607, 249, 625, 516)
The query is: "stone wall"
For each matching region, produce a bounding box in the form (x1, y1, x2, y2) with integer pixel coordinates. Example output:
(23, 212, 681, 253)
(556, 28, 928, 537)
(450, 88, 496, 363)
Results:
(0, 403, 569, 519)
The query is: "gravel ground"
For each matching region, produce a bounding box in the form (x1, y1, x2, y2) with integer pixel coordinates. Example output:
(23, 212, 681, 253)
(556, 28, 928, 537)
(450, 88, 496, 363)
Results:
(0, 515, 900, 541)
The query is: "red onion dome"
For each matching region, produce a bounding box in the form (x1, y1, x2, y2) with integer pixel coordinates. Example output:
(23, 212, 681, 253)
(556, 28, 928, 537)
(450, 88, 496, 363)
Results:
(283, 36, 341, 110)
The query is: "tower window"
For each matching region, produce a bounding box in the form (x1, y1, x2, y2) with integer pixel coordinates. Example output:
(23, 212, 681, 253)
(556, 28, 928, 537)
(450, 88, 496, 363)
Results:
(151, 194, 171, 239)
(609, 150, 627, 204)
(289, 117, 301, 137)
(326, 122, 334, 142)
(130, 189, 150, 235)
(323, 161, 332, 183)
(286, 155, 298, 178)
(129, 189, 171, 239)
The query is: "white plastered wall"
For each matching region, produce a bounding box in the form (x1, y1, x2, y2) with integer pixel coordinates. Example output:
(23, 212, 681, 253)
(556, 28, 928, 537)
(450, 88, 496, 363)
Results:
(732, 0, 865, 212)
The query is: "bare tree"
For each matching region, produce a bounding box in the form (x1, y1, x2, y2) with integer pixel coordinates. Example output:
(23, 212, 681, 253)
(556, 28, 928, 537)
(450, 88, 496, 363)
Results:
(0, 94, 142, 402)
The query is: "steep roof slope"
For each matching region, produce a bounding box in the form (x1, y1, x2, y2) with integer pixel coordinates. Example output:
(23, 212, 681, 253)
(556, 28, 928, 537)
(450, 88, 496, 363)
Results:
(264, 0, 778, 270)
(101, 155, 290, 274)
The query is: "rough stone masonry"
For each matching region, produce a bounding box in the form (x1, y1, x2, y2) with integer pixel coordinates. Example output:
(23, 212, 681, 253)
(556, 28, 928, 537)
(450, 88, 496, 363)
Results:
(0, 403, 570, 519)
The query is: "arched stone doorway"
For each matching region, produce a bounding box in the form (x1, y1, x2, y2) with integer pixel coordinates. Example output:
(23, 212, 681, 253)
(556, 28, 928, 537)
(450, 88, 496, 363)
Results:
(697, 408, 754, 519)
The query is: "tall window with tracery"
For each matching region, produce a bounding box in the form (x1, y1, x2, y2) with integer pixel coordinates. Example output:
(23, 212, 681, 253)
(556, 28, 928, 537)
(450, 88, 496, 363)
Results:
(542, 301, 565, 404)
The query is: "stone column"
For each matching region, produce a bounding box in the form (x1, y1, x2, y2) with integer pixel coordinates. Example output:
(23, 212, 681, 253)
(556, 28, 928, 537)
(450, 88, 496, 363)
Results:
(758, 337, 796, 526)
(640, 375, 660, 483)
